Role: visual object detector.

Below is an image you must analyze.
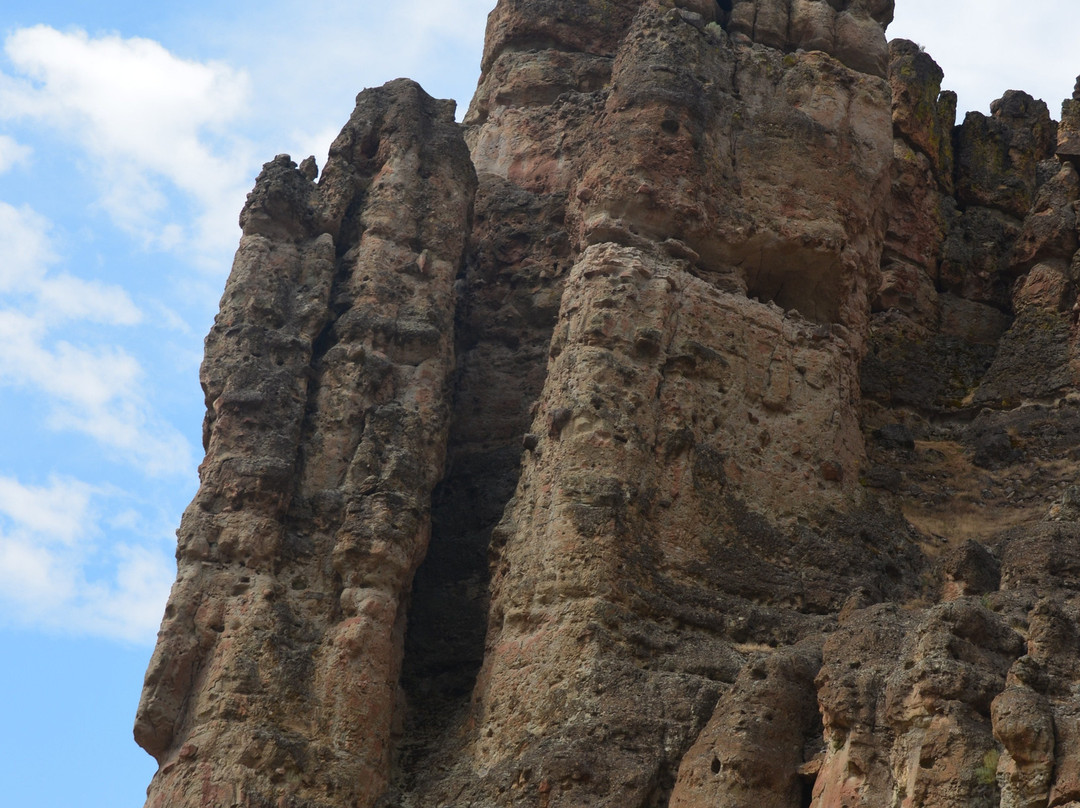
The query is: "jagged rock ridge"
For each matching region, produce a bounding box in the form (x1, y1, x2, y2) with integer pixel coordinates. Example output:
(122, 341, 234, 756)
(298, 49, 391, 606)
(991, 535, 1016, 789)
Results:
(136, 2, 1080, 806)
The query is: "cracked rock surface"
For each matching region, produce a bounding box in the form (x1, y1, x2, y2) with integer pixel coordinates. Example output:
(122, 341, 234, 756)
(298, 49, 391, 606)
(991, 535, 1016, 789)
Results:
(138, 2, 1080, 806)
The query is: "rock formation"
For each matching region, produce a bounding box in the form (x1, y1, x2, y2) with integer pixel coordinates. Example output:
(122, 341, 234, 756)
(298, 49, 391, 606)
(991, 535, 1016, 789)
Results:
(135, 1, 1080, 806)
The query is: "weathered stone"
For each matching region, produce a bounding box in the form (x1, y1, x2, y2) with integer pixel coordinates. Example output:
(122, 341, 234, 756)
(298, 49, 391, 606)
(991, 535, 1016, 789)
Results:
(861, 298, 1008, 412)
(973, 307, 1075, 407)
(971, 428, 1022, 470)
(728, 0, 893, 77)
(136, 3, 1080, 807)
(669, 640, 823, 808)
(992, 686, 1054, 808)
(1058, 77, 1080, 165)
(812, 600, 1023, 807)
(136, 79, 476, 808)
(955, 91, 1057, 218)
(875, 422, 916, 451)
(448, 242, 922, 806)
(938, 206, 1022, 310)
(1012, 163, 1080, 271)
(1000, 526, 1080, 594)
(888, 39, 955, 188)
(941, 540, 1001, 601)
(884, 141, 952, 278)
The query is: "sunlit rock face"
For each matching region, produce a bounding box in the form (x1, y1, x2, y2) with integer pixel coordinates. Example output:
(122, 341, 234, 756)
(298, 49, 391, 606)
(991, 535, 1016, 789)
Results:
(134, 79, 476, 807)
(138, 2, 1080, 807)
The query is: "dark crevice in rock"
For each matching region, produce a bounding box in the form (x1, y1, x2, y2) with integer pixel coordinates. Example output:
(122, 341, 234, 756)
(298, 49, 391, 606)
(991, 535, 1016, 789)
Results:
(715, 0, 733, 27)
(397, 446, 518, 759)
(393, 174, 572, 792)
(139, 4, 1080, 807)
(742, 252, 843, 324)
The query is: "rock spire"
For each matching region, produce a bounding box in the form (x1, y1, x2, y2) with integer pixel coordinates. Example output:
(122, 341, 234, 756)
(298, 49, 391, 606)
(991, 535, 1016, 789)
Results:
(137, 2, 1080, 806)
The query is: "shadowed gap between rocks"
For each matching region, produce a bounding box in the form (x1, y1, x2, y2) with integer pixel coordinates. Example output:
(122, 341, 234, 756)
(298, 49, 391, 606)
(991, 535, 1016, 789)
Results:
(397, 443, 521, 753)
(392, 170, 575, 793)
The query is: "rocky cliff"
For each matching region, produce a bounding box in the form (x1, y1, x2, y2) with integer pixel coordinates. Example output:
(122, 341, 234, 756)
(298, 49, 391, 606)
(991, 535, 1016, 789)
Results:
(135, 2, 1080, 806)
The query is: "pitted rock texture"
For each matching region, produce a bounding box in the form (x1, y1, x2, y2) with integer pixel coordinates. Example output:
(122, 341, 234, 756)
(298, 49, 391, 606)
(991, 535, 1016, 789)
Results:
(134, 79, 476, 808)
(139, 2, 1080, 807)
(727, 0, 894, 77)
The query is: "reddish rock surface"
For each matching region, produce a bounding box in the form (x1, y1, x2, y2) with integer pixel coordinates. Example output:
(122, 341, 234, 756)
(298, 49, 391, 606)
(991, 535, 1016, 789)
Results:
(134, 79, 476, 807)
(137, 2, 1080, 807)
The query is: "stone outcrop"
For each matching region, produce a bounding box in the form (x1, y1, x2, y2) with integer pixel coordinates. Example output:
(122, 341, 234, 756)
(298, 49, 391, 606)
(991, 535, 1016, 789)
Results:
(136, 2, 1080, 807)
(134, 79, 476, 807)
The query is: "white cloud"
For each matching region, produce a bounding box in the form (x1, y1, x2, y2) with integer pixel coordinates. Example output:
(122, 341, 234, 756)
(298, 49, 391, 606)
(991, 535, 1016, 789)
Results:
(0, 202, 54, 292)
(0, 203, 192, 475)
(0, 537, 71, 616)
(0, 474, 174, 643)
(0, 134, 31, 173)
(37, 274, 142, 326)
(0, 202, 141, 325)
(0, 476, 93, 545)
(80, 543, 175, 641)
(0, 310, 192, 476)
(0, 25, 254, 259)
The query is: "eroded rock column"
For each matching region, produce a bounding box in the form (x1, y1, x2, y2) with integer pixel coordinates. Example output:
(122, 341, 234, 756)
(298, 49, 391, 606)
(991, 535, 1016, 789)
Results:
(134, 79, 475, 808)
(431, 1, 912, 805)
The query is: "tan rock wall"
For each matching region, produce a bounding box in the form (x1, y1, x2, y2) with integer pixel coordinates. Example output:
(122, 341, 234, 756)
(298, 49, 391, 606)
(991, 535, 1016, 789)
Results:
(137, 1, 1080, 807)
(135, 79, 476, 807)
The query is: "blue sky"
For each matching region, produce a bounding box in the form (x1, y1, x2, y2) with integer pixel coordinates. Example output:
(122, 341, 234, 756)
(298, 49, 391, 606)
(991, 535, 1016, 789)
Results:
(0, 1, 1074, 806)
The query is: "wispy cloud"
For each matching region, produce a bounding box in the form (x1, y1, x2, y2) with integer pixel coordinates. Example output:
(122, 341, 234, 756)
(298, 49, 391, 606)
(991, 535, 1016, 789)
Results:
(0, 474, 175, 643)
(187, 0, 489, 164)
(0, 202, 192, 476)
(0, 25, 255, 261)
(0, 133, 31, 173)
(0, 475, 93, 544)
(36, 273, 143, 326)
(0, 202, 54, 292)
(0, 203, 141, 325)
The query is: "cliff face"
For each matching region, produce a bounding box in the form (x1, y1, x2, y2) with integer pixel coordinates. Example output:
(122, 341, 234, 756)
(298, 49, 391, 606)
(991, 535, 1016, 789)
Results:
(136, 2, 1080, 807)
(134, 81, 476, 807)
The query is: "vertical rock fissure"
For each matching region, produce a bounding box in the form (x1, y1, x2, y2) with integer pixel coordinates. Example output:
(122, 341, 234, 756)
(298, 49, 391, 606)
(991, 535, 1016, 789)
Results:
(393, 177, 575, 787)
(394, 452, 508, 789)
(138, 3, 1080, 808)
